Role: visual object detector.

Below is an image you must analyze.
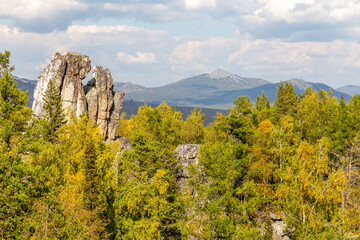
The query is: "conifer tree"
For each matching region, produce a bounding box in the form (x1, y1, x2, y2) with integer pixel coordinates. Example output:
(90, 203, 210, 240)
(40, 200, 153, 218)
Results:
(83, 136, 100, 211)
(332, 94, 353, 153)
(348, 94, 360, 133)
(0, 51, 31, 148)
(274, 82, 298, 122)
(254, 92, 271, 124)
(40, 79, 66, 142)
(0, 50, 33, 238)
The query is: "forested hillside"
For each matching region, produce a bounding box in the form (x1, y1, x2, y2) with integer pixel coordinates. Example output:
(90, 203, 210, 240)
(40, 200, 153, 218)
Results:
(1, 50, 360, 239)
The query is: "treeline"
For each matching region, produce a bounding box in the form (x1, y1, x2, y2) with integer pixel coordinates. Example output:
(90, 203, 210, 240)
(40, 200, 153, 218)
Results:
(1, 50, 360, 239)
(122, 99, 227, 126)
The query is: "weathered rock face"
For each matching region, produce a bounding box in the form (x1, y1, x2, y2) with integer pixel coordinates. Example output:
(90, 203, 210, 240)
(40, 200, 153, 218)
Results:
(85, 66, 125, 140)
(270, 212, 291, 240)
(175, 144, 200, 198)
(175, 144, 200, 180)
(175, 144, 202, 240)
(32, 52, 91, 118)
(32, 52, 125, 141)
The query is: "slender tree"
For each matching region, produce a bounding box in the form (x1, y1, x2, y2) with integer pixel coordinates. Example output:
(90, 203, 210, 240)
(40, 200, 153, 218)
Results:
(40, 79, 66, 142)
(274, 82, 298, 122)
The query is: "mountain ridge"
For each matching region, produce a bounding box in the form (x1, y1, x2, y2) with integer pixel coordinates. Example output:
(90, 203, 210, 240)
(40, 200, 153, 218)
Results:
(11, 69, 358, 110)
(336, 85, 360, 97)
(121, 70, 353, 109)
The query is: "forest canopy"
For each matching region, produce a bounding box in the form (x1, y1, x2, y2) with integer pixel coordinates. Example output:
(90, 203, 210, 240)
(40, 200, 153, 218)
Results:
(1, 51, 360, 239)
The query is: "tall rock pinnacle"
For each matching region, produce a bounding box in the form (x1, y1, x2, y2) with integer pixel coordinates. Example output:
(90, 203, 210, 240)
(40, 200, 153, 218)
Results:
(32, 52, 125, 141)
(32, 52, 91, 118)
(84, 66, 125, 140)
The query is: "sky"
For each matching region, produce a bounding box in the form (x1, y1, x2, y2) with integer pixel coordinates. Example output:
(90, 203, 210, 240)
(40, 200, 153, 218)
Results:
(0, 0, 360, 88)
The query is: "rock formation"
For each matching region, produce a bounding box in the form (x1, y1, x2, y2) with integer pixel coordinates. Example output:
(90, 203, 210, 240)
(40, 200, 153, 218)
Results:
(32, 52, 91, 118)
(175, 145, 199, 179)
(32, 52, 125, 141)
(175, 144, 203, 240)
(175, 144, 200, 196)
(270, 212, 290, 240)
(84, 66, 125, 140)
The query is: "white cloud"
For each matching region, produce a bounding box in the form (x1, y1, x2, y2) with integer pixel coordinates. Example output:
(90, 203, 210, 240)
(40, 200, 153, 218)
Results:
(1, 18, 360, 88)
(0, 0, 359, 41)
(0, 23, 165, 82)
(0, 0, 88, 32)
(67, 24, 165, 35)
(169, 37, 237, 71)
(103, 2, 182, 22)
(184, 0, 216, 10)
(226, 39, 360, 84)
(0, 0, 86, 20)
(116, 51, 156, 64)
(236, 0, 360, 39)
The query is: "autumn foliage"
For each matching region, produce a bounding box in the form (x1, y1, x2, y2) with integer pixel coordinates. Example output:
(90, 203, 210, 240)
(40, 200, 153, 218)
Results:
(1, 51, 360, 239)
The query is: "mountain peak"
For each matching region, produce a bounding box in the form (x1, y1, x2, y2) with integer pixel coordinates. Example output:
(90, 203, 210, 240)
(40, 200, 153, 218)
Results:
(208, 69, 233, 79)
(286, 78, 310, 90)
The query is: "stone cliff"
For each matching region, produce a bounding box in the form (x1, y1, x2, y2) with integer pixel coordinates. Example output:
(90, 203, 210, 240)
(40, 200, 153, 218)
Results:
(32, 52, 125, 141)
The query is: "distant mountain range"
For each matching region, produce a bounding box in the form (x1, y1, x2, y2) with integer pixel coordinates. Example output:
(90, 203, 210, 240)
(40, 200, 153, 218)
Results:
(113, 81, 146, 94)
(12, 76, 37, 107)
(117, 69, 354, 109)
(336, 85, 360, 97)
(119, 69, 269, 109)
(12, 69, 360, 111)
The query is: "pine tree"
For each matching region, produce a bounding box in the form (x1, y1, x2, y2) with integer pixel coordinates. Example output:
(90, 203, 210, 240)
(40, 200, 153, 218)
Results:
(83, 137, 100, 211)
(254, 92, 271, 124)
(274, 82, 298, 122)
(40, 79, 66, 142)
(0, 51, 31, 148)
(0, 51, 33, 238)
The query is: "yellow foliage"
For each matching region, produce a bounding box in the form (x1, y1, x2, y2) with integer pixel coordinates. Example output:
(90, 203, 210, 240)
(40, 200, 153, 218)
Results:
(154, 169, 169, 195)
(117, 113, 134, 138)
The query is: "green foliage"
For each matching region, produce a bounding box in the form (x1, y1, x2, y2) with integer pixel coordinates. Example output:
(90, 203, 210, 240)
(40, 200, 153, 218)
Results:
(3, 49, 360, 239)
(129, 102, 183, 150)
(0, 51, 31, 148)
(180, 107, 205, 144)
(348, 94, 360, 132)
(274, 82, 298, 122)
(186, 98, 258, 238)
(40, 79, 66, 142)
(254, 92, 271, 124)
(82, 135, 101, 210)
(116, 131, 184, 239)
(0, 51, 33, 239)
(0, 153, 33, 239)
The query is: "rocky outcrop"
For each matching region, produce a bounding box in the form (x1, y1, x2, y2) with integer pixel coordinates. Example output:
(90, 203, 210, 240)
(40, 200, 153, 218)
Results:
(270, 212, 291, 240)
(175, 145, 200, 179)
(175, 144, 200, 198)
(256, 210, 293, 240)
(84, 66, 125, 140)
(32, 52, 125, 141)
(175, 144, 200, 240)
(32, 52, 91, 118)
